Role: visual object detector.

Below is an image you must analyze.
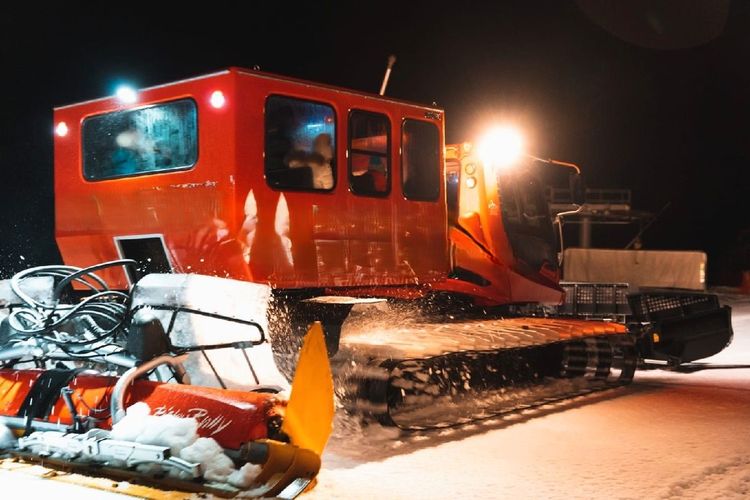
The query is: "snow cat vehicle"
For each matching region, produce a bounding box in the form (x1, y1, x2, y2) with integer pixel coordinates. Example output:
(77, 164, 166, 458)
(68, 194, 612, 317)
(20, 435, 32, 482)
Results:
(0, 66, 734, 498)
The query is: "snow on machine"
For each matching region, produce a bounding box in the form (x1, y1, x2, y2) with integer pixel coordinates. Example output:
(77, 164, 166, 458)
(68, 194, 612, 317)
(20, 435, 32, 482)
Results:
(0, 66, 735, 494)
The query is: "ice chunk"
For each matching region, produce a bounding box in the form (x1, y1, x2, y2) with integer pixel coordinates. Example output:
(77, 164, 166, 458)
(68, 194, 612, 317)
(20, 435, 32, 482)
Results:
(130, 274, 290, 391)
(0, 423, 16, 449)
(0, 276, 53, 309)
(179, 437, 235, 483)
(228, 462, 263, 488)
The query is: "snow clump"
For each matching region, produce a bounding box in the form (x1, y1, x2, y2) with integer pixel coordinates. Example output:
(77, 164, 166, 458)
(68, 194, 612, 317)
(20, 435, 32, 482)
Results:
(111, 402, 262, 487)
(111, 402, 198, 455)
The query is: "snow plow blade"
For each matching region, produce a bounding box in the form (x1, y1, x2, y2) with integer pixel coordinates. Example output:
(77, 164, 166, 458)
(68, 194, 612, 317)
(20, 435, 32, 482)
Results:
(282, 322, 335, 457)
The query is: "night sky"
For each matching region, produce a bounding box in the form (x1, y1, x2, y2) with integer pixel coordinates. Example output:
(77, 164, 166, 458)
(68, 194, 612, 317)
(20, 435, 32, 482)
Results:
(1, 1, 748, 283)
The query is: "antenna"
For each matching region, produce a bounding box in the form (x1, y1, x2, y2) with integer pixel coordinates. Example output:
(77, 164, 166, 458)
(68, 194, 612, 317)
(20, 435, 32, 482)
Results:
(625, 201, 671, 250)
(379, 55, 397, 96)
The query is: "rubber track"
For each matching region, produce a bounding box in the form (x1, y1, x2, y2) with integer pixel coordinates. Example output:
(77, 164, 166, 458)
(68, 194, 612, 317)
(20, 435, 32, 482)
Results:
(335, 317, 637, 430)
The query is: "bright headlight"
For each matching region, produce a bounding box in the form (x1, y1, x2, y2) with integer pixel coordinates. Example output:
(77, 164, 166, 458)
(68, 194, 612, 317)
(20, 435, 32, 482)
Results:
(477, 126, 524, 171)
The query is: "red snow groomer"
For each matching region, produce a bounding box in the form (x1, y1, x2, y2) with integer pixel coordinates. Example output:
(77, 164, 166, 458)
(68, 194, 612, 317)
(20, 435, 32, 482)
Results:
(0, 67, 735, 494)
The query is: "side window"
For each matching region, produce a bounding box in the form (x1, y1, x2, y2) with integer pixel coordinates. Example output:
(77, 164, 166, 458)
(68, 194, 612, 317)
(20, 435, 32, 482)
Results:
(265, 96, 336, 191)
(445, 160, 461, 221)
(82, 99, 197, 181)
(401, 119, 440, 201)
(349, 110, 390, 196)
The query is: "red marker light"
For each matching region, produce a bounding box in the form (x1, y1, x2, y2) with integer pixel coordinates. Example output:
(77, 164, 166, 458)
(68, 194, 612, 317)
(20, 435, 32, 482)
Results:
(210, 90, 226, 109)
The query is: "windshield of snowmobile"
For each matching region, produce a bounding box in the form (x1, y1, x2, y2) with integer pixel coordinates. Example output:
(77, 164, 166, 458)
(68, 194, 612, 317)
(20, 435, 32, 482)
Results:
(82, 99, 198, 180)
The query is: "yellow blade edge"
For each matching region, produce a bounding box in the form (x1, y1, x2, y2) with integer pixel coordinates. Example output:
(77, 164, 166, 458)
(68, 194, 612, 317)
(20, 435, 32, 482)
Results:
(281, 321, 335, 457)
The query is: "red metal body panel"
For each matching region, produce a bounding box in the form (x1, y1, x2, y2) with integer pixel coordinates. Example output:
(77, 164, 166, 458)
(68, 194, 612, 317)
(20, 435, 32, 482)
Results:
(0, 369, 280, 450)
(53, 68, 563, 306)
(54, 68, 449, 292)
(432, 145, 564, 305)
(55, 71, 242, 286)
(0, 370, 43, 416)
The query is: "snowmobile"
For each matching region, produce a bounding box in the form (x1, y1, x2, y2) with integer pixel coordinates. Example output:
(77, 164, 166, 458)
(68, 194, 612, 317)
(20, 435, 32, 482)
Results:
(0, 262, 334, 498)
(0, 66, 734, 494)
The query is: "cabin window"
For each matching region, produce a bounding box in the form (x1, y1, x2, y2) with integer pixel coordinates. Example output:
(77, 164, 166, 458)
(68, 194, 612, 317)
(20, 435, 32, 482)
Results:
(445, 160, 461, 221)
(265, 95, 336, 191)
(501, 174, 549, 229)
(348, 110, 390, 196)
(498, 172, 558, 272)
(401, 119, 440, 201)
(82, 99, 198, 181)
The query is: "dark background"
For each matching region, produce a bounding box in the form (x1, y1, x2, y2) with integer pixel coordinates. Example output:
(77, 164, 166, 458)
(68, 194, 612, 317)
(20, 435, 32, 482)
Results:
(1, 1, 748, 283)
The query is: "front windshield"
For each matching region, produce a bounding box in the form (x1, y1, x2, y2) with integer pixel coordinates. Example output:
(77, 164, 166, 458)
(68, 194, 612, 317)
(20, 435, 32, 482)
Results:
(499, 171, 558, 272)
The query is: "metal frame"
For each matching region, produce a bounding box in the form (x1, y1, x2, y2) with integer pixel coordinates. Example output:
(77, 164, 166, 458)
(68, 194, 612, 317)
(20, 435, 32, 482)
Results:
(129, 303, 267, 388)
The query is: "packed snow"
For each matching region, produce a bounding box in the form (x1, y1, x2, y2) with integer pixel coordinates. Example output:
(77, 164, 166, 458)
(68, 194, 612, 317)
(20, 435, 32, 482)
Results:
(1, 293, 748, 499)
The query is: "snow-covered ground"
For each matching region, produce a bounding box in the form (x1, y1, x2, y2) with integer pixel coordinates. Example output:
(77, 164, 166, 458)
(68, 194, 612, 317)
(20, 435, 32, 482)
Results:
(2, 293, 748, 499)
(309, 293, 750, 500)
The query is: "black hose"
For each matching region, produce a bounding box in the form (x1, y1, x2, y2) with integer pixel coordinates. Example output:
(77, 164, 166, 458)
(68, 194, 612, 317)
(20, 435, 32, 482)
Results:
(3, 260, 137, 360)
(51, 259, 137, 303)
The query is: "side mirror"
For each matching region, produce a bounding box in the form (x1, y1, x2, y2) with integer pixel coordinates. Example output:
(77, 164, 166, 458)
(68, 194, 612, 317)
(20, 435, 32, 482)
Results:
(569, 173, 585, 205)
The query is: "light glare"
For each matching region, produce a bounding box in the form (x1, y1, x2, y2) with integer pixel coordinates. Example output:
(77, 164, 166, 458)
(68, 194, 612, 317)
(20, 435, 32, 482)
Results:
(55, 122, 69, 137)
(115, 85, 138, 104)
(210, 90, 226, 108)
(478, 126, 524, 170)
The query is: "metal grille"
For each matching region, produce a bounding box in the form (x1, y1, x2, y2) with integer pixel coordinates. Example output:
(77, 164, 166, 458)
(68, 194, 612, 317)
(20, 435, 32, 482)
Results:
(628, 292, 719, 322)
(559, 282, 630, 320)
